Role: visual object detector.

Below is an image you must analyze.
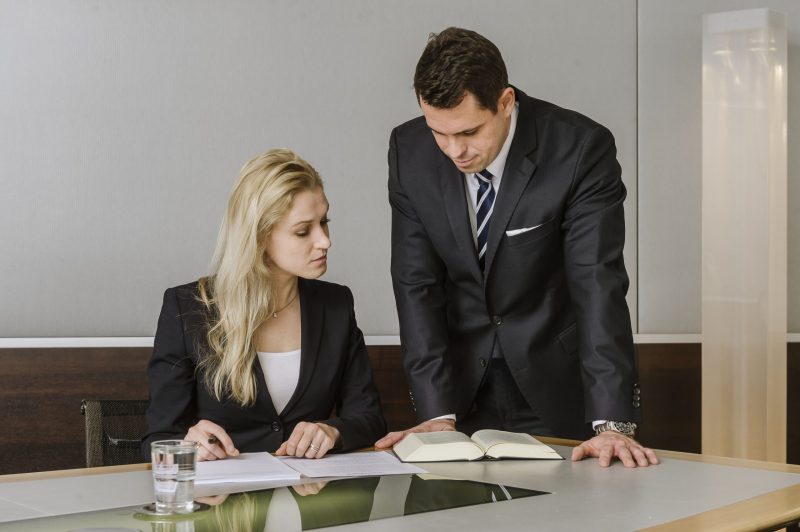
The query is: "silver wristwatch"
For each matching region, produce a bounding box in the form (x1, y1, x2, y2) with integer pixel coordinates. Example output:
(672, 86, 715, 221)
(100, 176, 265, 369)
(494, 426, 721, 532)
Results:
(594, 421, 637, 438)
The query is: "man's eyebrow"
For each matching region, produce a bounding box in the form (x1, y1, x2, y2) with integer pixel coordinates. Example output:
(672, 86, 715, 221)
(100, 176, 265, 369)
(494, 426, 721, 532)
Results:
(429, 124, 481, 136)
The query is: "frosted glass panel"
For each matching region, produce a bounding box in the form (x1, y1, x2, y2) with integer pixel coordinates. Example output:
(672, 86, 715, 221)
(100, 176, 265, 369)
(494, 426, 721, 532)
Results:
(701, 8, 787, 461)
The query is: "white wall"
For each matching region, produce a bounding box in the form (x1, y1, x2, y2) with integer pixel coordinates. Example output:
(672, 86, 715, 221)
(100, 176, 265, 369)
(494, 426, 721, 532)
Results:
(0, 0, 638, 337)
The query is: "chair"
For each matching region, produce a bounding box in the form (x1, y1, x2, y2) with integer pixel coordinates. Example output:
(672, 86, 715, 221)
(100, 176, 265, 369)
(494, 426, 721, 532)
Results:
(80, 399, 149, 467)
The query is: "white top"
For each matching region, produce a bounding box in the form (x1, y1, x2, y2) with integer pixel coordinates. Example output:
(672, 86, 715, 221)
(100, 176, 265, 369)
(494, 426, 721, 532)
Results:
(264, 486, 302, 531)
(463, 103, 519, 246)
(257, 348, 301, 414)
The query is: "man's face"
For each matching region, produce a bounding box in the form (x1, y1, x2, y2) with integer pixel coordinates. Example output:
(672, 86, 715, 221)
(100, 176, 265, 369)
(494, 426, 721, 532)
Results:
(420, 88, 515, 174)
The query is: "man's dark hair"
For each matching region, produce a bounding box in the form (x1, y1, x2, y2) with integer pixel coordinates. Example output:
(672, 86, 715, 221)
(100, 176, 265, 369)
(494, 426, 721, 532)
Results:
(414, 27, 508, 112)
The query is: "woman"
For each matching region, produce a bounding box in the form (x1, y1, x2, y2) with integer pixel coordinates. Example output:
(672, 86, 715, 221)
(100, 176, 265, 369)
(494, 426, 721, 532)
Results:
(142, 149, 385, 461)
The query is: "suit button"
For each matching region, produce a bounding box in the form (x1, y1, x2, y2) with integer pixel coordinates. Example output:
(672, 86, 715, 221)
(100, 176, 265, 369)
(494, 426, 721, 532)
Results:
(271, 421, 281, 432)
(479, 358, 487, 368)
(492, 315, 502, 326)
(632, 400, 641, 408)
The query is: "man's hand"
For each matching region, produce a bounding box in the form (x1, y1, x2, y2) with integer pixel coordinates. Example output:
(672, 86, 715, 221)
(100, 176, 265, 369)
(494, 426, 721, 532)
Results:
(571, 431, 659, 467)
(374, 418, 456, 449)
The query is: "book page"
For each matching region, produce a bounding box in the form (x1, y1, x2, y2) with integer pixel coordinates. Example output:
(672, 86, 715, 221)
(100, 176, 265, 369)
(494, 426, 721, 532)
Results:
(471, 430, 546, 450)
(412, 431, 475, 445)
(471, 430, 562, 460)
(394, 431, 484, 462)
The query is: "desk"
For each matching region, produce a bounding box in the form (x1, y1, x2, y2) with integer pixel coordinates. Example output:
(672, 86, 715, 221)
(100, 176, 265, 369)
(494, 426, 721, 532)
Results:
(1, 440, 799, 531)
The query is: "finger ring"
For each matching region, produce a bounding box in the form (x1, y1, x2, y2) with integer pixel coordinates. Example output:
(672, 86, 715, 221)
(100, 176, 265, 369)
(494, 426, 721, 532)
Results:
(309, 444, 319, 452)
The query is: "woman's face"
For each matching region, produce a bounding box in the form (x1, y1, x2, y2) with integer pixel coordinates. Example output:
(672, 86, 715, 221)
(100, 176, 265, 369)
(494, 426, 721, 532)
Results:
(265, 187, 331, 284)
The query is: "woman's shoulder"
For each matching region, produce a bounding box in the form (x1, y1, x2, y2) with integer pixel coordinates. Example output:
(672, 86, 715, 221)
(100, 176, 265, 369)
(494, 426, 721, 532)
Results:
(301, 278, 354, 304)
(162, 280, 209, 312)
(164, 280, 201, 299)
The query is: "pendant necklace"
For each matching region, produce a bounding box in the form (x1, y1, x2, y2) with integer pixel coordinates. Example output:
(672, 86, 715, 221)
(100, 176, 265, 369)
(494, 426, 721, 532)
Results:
(270, 290, 298, 319)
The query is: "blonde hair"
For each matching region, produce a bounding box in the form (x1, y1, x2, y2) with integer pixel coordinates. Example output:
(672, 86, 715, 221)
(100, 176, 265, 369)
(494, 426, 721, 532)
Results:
(198, 148, 323, 406)
(203, 492, 257, 531)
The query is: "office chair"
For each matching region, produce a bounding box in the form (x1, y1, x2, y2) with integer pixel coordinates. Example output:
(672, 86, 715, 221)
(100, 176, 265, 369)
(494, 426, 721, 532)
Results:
(80, 399, 149, 467)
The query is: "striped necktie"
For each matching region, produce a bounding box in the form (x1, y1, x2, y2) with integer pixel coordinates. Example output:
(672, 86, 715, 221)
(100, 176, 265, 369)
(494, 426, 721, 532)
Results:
(475, 169, 495, 270)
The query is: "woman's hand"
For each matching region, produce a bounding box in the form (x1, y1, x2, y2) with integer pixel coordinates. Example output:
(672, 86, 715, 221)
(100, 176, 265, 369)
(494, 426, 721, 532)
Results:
(291, 481, 329, 496)
(275, 421, 340, 459)
(184, 419, 239, 461)
(195, 493, 230, 506)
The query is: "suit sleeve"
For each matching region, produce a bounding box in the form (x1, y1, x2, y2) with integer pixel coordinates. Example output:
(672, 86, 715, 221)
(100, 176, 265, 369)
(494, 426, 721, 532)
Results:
(561, 125, 639, 423)
(387, 128, 455, 421)
(319, 287, 387, 451)
(141, 288, 198, 458)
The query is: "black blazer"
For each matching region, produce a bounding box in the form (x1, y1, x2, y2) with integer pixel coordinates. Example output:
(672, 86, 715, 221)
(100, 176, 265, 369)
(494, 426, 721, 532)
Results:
(388, 89, 639, 439)
(141, 278, 386, 458)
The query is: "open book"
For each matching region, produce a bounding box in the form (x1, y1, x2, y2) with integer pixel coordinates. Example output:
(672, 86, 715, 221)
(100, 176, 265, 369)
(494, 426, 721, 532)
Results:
(393, 429, 563, 462)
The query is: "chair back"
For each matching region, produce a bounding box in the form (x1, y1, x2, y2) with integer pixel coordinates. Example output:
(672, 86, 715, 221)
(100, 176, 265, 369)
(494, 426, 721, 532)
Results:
(80, 399, 148, 467)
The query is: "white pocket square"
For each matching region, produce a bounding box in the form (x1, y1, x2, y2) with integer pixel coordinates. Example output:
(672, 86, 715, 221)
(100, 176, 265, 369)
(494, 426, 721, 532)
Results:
(506, 223, 544, 237)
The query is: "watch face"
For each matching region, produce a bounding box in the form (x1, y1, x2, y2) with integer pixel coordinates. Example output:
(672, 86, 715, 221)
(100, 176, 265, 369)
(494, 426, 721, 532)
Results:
(611, 422, 636, 434)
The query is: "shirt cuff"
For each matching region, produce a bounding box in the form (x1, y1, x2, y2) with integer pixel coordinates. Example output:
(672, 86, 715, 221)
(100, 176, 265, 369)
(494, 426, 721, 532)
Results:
(430, 414, 457, 422)
(592, 420, 607, 429)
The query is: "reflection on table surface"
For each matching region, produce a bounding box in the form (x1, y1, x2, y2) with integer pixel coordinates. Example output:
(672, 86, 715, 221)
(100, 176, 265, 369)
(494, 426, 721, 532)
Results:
(1, 474, 548, 531)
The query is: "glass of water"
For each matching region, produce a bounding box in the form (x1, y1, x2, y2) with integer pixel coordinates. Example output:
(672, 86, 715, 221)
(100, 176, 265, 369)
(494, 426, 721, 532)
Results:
(151, 440, 199, 513)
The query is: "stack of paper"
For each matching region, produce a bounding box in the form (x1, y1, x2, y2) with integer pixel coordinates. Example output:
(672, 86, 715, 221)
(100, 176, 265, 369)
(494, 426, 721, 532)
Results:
(195, 452, 300, 485)
(195, 451, 424, 486)
(279, 451, 425, 478)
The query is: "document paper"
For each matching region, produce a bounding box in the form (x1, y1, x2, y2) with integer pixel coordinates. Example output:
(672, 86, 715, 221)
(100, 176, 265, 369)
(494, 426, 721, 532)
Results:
(279, 451, 426, 478)
(196, 452, 301, 485)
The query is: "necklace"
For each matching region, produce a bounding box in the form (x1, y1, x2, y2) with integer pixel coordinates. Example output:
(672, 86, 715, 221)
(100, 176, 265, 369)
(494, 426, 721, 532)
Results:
(270, 290, 298, 319)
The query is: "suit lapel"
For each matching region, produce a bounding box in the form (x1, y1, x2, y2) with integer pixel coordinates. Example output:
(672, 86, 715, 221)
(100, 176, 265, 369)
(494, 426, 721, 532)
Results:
(483, 91, 539, 276)
(280, 279, 322, 415)
(439, 155, 484, 285)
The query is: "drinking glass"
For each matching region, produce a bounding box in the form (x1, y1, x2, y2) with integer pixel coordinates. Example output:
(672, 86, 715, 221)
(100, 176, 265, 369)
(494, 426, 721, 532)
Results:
(151, 440, 199, 513)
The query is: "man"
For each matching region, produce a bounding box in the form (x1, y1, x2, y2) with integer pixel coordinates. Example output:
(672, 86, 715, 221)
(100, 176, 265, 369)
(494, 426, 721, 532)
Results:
(375, 27, 658, 467)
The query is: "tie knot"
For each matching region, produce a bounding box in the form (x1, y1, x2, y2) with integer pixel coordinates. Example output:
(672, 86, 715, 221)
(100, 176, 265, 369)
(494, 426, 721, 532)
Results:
(477, 169, 494, 183)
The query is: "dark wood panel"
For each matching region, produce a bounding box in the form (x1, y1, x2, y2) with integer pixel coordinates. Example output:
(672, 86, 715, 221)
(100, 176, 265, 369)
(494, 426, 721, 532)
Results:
(0, 348, 151, 474)
(789, 343, 800, 465)
(0, 346, 415, 475)
(0, 343, 796, 474)
(635, 344, 701, 453)
(366, 346, 416, 432)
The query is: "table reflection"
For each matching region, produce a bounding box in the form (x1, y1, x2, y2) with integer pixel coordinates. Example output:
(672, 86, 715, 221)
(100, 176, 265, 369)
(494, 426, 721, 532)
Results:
(188, 475, 546, 531)
(2, 474, 547, 532)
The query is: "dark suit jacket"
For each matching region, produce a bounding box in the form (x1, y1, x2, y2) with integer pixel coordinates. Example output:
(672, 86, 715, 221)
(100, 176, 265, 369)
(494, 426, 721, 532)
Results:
(388, 89, 639, 439)
(141, 278, 386, 458)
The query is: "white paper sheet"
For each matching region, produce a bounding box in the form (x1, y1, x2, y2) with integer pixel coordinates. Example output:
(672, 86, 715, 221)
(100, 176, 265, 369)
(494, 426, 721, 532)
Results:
(279, 451, 426, 478)
(195, 452, 301, 485)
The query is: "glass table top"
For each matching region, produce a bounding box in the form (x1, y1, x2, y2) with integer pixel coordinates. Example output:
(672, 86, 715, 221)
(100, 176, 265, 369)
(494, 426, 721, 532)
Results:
(1, 474, 548, 531)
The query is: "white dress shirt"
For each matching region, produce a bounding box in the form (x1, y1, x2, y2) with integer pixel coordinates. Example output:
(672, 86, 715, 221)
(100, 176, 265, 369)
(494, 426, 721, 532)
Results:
(463, 103, 519, 247)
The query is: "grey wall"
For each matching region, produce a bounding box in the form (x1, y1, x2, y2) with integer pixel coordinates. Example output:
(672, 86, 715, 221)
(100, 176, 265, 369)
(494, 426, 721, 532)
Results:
(9, 0, 796, 338)
(0, 0, 638, 337)
(638, 0, 800, 333)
